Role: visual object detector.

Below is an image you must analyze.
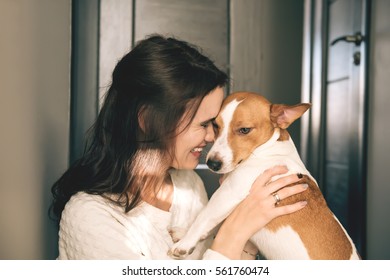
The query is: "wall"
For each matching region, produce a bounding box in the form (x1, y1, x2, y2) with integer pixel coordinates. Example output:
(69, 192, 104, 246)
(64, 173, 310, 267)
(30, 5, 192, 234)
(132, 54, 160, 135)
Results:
(366, 0, 390, 260)
(230, 0, 304, 150)
(0, 0, 71, 259)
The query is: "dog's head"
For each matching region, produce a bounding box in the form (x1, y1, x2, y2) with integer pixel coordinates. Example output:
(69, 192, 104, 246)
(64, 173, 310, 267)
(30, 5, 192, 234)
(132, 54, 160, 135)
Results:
(206, 92, 311, 173)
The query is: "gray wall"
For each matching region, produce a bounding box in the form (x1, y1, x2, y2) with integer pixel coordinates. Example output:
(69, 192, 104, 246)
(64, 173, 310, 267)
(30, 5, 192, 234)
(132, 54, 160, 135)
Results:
(230, 0, 304, 151)
(366, 0, 390, 260)
(0, 0, 71, 259)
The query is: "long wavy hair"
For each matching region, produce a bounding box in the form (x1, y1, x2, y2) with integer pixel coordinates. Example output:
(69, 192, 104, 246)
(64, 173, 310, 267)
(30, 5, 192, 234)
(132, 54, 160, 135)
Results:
(50, 35, 228, 222)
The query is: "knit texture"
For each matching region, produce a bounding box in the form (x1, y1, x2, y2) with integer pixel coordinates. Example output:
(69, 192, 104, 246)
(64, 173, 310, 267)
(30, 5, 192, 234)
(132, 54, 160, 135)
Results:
(58, 169, 227, 260)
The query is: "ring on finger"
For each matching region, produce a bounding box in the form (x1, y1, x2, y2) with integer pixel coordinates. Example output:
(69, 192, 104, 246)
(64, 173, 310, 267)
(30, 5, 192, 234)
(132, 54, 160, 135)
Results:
(272, 192, 281, 206)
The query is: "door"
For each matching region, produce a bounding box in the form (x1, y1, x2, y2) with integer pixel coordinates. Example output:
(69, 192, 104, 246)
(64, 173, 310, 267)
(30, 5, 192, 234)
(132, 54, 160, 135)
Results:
(301, 0, 370, 257)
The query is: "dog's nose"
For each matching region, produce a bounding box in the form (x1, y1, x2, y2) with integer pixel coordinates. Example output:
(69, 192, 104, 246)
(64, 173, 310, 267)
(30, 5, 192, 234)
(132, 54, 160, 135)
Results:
(207, 159, 222, 172)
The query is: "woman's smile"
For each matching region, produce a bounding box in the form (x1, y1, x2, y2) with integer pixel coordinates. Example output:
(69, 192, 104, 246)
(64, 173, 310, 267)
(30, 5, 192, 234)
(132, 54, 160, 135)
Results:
(190, 146, 204, 158)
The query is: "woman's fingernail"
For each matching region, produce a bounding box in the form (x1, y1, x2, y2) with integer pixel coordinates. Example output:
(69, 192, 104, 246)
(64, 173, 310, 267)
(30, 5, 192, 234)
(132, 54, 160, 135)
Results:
(297, 173, 303, 179)
(302, 184, 309, 189)
(300, 201, 308, 207)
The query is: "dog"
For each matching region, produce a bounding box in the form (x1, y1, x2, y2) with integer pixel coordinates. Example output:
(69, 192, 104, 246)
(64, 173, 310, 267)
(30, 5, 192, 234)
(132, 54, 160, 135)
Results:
(168, 91, 360, 259)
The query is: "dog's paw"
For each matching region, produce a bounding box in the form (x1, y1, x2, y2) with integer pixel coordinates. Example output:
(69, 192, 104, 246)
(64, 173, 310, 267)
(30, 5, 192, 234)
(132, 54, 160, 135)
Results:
(168, 241, 195, 260)
(168, 227, 187, 243)
(168, 236, 196, 259)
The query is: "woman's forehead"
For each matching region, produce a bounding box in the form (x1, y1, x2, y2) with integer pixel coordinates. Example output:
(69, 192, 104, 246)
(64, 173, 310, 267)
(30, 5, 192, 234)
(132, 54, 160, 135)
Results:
(194, 87, 224, 121)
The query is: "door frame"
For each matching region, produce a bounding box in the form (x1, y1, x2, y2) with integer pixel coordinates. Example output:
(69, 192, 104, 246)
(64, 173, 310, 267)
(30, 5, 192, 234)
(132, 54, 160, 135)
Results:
(300, 0, 370, 257)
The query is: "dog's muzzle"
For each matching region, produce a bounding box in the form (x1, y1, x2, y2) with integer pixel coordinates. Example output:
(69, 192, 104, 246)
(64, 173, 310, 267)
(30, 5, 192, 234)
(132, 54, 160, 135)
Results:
(206, 159, 222, 172)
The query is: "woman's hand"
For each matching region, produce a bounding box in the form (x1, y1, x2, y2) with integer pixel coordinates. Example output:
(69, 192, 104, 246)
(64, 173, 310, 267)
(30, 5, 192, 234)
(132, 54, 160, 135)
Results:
(211, 165, 308, 259)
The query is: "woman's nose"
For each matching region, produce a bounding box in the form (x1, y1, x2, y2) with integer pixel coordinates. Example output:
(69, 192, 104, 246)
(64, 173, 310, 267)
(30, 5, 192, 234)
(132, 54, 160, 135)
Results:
(205, 124, 215, 143)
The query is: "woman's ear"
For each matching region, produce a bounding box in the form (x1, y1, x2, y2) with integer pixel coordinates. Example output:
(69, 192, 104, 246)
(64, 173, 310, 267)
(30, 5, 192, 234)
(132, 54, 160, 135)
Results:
(138, 105, 147, 132)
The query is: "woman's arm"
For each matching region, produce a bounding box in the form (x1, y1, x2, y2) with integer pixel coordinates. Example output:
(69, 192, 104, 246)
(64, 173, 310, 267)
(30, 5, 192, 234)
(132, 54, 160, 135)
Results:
(210, 165, 308, 259)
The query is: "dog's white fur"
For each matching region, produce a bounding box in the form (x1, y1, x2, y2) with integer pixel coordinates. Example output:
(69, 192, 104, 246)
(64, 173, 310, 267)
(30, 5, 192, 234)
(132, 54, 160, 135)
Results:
(168, 93, 359, 260)
(167, 169, 209, 244)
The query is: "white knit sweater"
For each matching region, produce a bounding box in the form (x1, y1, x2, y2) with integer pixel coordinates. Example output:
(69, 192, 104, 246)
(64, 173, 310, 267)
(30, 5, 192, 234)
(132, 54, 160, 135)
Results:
(57, 169, 228, 260)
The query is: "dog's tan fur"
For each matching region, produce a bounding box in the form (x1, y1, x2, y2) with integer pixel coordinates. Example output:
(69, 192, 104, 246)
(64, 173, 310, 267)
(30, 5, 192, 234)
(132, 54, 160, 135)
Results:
(267, 175, 353, 259)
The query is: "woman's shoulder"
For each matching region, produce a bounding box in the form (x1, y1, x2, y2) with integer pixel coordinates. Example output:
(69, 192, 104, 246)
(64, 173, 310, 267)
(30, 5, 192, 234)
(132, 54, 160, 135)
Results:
(65, 191, 109, 209)
(61, 192, 120, 224)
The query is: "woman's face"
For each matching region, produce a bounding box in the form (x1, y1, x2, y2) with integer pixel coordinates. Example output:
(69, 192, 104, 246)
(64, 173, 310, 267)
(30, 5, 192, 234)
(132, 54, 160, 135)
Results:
(171, 87, 224, 169)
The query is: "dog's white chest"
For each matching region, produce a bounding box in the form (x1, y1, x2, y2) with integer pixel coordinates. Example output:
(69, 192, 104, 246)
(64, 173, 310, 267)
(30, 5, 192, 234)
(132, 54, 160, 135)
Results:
(252, 226, 310, 259)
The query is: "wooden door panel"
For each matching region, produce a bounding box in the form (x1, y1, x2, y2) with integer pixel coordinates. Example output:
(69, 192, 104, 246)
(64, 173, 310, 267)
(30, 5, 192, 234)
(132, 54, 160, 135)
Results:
(325, 78, 350, 227)
(302, 0, 369, 255)
(327, 0, 354, 81)
(325, 0, 357, 234)
(325, 77, 350, 229)
(325, 163, 349, 227)
(326, 80, 350, 164)
(327, 0, 368, 255)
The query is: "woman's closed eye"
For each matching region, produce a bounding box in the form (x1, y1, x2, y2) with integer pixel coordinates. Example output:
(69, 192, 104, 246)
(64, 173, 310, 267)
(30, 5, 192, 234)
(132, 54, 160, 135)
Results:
(201, 118, 216, 129)
(200, 121, 210, 128)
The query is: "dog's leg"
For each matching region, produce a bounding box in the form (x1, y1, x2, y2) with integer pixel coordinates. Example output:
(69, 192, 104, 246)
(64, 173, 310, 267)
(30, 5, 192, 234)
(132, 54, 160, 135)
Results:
(168, 227, 188, 243)
(168, 171, 255, 259)
(167, 170, 209, 254)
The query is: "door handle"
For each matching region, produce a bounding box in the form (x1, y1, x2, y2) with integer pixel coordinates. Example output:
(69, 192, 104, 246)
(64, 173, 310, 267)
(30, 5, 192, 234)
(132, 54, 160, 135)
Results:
(330, 32, 364, 46)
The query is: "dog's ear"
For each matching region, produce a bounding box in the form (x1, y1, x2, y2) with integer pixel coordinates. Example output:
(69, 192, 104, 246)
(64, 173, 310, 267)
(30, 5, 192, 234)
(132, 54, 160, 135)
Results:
(270, 103, 311, 129)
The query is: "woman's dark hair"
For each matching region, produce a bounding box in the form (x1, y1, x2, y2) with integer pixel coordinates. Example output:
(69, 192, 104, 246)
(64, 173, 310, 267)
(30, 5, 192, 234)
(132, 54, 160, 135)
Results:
(50, 34, 228, 222)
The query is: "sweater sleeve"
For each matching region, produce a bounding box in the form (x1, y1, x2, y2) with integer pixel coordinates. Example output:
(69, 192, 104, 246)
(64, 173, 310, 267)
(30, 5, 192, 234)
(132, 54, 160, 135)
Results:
(58, 193, 146, 260)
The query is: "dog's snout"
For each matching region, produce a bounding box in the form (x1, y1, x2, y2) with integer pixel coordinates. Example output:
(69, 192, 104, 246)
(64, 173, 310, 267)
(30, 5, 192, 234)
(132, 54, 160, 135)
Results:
(207, 159, 222, 172)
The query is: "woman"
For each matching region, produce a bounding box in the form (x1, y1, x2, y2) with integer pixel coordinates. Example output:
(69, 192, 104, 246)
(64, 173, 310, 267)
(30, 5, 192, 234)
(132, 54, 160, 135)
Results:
(51, 34, 307, 260)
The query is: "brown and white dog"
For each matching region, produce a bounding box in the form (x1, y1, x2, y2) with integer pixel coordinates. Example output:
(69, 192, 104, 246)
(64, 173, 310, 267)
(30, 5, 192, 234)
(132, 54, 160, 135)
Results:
(169, 91, 360, 260)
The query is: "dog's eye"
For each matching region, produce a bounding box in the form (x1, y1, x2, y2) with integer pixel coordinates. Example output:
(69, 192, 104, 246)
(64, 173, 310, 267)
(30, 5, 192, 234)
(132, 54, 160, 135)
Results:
(239, 128, 251, 135)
